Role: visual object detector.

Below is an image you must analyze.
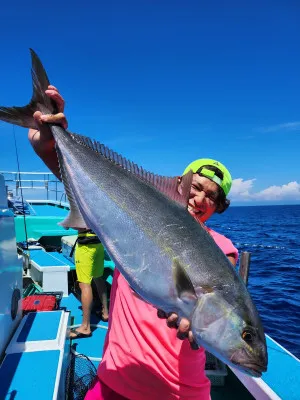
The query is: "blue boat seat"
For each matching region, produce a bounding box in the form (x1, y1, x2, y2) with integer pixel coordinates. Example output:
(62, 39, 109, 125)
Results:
(0, 351, 61, 399)
(6, 311, 65, 354)
(29, 249, 114, 295)
(29, 250, 73, 296)
(30, 250, 74, 271)
(0, 310, 70, 399)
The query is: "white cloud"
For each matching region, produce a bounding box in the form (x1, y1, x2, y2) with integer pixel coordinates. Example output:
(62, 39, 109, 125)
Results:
(230, 178, 256, 200)
(259, 121, 300, 133)
(253, 181, 300, 201)
(230, 179, 300, 202)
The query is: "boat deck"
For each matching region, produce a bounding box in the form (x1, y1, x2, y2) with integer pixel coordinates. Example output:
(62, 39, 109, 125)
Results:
(24, 241, 300, 400)
(2, 197, 299, 399)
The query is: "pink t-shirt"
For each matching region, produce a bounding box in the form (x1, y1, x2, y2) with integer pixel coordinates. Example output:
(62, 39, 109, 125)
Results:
(97, 228, 238, 400)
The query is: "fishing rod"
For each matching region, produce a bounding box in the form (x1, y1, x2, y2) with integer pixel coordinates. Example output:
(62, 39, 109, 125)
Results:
(12, 125, 29, 251)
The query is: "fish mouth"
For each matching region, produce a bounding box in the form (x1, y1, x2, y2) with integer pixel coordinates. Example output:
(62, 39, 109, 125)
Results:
(230, 351, 267, 377)
(234, 362, 267, 378)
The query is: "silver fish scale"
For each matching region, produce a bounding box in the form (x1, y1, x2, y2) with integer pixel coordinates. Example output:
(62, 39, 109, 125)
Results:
(53, 125, 255, 321)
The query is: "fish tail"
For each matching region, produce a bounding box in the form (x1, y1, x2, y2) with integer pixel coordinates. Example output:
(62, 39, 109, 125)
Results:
(0, 49, 56, 129)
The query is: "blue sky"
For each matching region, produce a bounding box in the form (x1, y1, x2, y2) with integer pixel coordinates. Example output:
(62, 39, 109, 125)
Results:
(0, 1, 299, 205)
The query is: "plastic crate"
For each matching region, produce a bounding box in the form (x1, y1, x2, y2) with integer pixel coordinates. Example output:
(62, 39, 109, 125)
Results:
(22, 291, 63, 314)
(39, 291, 63, 307)
(23, 294, 57, 313)
(205, 351, 228, 387)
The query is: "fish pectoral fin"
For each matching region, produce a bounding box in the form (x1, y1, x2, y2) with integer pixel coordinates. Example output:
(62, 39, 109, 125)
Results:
(173, 258, 197, 303)
(56, 146, 87, 230)
(59, 208, 87, 230)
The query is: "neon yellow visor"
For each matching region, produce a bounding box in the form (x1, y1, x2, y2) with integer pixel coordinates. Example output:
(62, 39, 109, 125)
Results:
(183, 158, 232, 196)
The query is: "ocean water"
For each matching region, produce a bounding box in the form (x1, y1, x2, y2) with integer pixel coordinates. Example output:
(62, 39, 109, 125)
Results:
(208, 204, 300, 359)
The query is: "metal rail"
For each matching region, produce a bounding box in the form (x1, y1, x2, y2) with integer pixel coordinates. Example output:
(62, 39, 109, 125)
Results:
(0, 171, 66, 202)
(239, 251, 251, 286)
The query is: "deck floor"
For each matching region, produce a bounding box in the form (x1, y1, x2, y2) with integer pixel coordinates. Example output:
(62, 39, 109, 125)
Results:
(61, 294, 254, 399)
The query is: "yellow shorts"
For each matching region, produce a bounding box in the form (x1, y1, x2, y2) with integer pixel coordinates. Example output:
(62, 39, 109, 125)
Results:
(75, 242, 105, 284)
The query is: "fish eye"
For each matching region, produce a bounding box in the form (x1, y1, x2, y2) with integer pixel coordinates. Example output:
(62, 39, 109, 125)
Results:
(242, 330, 253, 343)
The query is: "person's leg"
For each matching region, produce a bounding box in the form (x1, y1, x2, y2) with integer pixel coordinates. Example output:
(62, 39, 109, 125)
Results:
(92, 243, 109, 321)
(71, 241, 95, 338)
(71, 240, 108, 337)
(70, 281, 93, 337)
(94, 276, 109, 321)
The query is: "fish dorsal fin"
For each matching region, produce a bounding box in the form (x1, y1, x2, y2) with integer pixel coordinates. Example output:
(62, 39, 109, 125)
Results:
(70, 132, 193, 208)
(56, 146, 88, 230)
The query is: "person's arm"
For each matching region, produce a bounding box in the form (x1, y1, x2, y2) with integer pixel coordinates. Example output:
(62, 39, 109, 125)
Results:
(28, 85, 68, 180)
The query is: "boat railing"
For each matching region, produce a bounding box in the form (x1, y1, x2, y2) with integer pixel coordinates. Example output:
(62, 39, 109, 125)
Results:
(239, 251, 250, 285)
(0, 171, 67, 202)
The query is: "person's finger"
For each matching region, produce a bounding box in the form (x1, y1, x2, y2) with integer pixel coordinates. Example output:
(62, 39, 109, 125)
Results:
(177, 331, 188, 340)
(188, 331, 194, 343)
(157, 309, 167, 319)
(30, 112, 53, 144)
(45, 89, 65, 113)
(188, 331, 199, 350)
(40, 113, 63, 122)
(33, 111, 43, 127)
(40, 113, 68, 129)
(178, 318, 190, 334)
(48, 85, 59, 91)
(167, 313, 178, 328)
(176, 318, 190, 340)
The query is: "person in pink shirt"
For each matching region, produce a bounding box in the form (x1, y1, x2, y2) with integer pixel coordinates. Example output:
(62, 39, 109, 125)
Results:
(29, 86, 238, 400)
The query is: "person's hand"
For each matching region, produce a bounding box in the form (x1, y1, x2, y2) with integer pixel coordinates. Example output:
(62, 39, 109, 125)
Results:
(28, 85, 68, 152)
(157, 310, 199, 350)
(28, 85, 68, 180)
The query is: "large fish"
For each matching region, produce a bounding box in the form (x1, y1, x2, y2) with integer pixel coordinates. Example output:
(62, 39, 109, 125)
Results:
(0, 49, 267, 376)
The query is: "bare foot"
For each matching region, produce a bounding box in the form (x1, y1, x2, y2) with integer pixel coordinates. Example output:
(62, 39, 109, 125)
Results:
(70, 326, 91, 338)
(102, 311, 109, 322)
